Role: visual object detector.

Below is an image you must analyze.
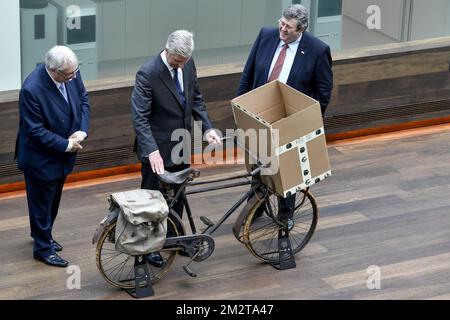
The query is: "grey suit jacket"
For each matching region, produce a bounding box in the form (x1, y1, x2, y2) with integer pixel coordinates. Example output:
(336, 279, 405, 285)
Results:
(131, 53, 213, 167)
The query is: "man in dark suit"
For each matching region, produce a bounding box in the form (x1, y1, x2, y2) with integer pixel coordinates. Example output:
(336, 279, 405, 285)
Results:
(238, 4, 333, 114)
(237, 4, 333, 218)
(16, 46, 90, 267)
(131, 30, 221, 267)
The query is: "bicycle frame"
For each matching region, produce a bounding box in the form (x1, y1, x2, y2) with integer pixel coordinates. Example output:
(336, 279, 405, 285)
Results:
(163, 135, 270, 236)
(95, 139, 318, 293)
(163, 168, 264, 236)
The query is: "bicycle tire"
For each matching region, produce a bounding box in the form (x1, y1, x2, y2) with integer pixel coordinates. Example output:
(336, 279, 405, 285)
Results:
(96, 214, 181, 289)
(242, 189, 318, 264)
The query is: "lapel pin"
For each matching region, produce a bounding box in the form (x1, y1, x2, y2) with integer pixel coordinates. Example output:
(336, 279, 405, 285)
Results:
(301, 51, 305, 55)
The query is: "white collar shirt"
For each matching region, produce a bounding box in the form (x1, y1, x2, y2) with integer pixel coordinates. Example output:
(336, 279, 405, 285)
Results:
(267, 34, 302, 84)
(160, 51, 184, 91)
(45, 66, 66, 92)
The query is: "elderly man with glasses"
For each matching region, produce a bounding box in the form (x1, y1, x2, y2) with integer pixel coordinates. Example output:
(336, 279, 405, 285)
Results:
(15, 45, 91, 267)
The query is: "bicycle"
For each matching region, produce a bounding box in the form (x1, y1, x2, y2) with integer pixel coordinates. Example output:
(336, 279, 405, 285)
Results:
(94, 145, 319, 291)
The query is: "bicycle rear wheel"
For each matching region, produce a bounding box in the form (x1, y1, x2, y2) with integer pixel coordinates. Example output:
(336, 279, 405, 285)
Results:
(242, 189, 318, 264)
(96, 213, 181, 289)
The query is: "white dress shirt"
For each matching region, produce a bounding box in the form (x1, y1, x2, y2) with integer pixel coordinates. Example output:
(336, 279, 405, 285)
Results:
(267, 34, 302, 84)
(160, 51, 184, 91)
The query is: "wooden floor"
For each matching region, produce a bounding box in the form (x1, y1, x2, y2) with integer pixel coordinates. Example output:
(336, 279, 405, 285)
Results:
(1, 124, 450, 300)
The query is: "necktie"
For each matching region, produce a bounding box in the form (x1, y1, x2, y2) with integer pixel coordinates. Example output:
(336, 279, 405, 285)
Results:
(59, 83, 68, 102)
(173, 68, 186, 107)
(268, 44, 289, 82)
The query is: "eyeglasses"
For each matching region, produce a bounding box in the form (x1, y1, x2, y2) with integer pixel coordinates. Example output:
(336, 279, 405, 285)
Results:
(278, 19, 297, 31)
(57, 66, 79, 78)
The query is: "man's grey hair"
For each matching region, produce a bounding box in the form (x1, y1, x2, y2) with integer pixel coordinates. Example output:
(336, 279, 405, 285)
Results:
(45, 45, 78, 71)
(283, 4, 309, 31)
(165, 30, 195, 57)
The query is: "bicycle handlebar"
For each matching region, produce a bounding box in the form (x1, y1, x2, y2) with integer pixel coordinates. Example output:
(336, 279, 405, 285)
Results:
(221, 135, 271, 177)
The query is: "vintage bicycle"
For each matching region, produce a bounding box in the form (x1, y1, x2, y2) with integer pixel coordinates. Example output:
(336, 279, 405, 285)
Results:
(94, 141, 319, 295)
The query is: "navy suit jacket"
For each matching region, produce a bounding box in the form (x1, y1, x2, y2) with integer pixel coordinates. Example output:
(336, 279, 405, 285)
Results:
(16, 64, 90, 181)
(131, 54, 213, 167)
(238, 28, 333, 114)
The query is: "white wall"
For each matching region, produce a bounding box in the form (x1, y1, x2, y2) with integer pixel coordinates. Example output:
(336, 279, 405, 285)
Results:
(0, 1, 21, 91)
(342, 0, 405, 49)
(342, 0, 450, 50)
(343, 0, 405, 41)
(410, 0, 450, 40)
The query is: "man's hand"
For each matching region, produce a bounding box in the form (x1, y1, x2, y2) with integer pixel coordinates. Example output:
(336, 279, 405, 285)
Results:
(205, 129, 222, 146)
(68, 138, 83, 152)
(69, 131, 87, 142)
(149, 151, 165, 174)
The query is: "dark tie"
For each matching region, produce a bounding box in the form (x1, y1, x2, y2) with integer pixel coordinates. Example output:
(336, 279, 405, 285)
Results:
(173, 68, 186, 106)
(268, 44, 289, 82)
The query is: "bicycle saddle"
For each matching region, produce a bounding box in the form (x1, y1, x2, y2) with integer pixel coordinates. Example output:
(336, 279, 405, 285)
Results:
(159, 168, 198, 185)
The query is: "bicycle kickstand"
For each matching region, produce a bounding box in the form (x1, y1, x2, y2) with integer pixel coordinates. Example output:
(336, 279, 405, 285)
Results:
(270, 227, 296, 270)
(125, 255, 155, 298)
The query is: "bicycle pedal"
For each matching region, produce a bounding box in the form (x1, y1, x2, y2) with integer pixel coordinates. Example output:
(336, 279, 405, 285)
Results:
(182, 265, 197, 278)
(200, 216, 214, 227)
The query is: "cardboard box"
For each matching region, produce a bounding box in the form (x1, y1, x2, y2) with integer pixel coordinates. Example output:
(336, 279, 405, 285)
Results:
(231, 80, 331, 197)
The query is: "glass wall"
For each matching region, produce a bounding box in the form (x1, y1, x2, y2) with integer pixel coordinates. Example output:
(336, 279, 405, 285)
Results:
(341, 0, 450, 49)
(16, 0, 450, 84)
(19, 0, 284, 81)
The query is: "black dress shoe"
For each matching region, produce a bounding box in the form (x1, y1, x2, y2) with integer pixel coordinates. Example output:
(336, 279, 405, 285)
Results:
(51, 240, 63, 252)
(146, 252, 164, 268)
(34, 253, 69, 268)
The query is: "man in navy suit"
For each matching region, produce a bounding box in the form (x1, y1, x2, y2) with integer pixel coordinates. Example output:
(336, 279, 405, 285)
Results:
(132, 30, 221, 267)
(238, 4, 333, 114)
(237, 4, 333, 219)
(16, 46, 90, 267)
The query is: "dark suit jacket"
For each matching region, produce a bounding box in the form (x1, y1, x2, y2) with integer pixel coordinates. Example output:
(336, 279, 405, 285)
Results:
(131, 53, 213, 167)
(16, 64, 90, 181)
(238, 28, 333, 114)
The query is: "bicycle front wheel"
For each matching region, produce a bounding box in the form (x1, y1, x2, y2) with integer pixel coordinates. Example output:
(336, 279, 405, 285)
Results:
(242, 189, 318, 264)
(95, 214, 181, 289)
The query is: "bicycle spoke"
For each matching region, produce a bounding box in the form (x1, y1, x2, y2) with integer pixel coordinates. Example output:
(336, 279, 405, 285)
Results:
(249, 219, 281, 235)
(103, 255, 130, 274)
(97, 214, 180, 289)
(244, 190, 318, 263)
(101, 251, 128, 266)
(250, 226, 279, 243)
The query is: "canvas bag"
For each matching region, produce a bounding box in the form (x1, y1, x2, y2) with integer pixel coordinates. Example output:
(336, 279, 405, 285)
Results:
(111, 189, 169, 255)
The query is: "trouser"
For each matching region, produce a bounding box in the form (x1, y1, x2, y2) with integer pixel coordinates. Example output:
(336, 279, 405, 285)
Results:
(141, 162, 189, 236)
(251, 177, 295, 218)
(279, 193, 296, 220)
(24, 174, 66, 257)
